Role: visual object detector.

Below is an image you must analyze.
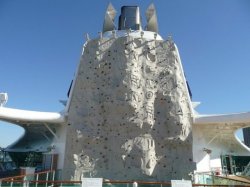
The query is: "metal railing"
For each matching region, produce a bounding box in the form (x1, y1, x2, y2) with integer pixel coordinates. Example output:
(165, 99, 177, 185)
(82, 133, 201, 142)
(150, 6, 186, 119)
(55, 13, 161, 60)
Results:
(0, 180, 250, 187)
(1, 170, 250, 187)
(0, 169, 61, 187)
(194, 172, 250, 186)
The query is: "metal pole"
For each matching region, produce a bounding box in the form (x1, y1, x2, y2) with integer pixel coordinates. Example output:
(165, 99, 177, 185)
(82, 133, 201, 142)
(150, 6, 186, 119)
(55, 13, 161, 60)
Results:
(52, 170, 55, 186)
(10, 178, 13, 187)
(133, 182, 138, 187)
(35, 173, 39, 187)
(52, 170, 55, 180)
(23, 176, 26, 187)
(45, 172, 49, 187)
(23, 180, 28, 187)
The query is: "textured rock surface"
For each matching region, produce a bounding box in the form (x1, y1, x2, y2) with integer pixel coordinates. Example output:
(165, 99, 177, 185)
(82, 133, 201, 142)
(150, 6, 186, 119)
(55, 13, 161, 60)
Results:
(63, 35, 195, 181)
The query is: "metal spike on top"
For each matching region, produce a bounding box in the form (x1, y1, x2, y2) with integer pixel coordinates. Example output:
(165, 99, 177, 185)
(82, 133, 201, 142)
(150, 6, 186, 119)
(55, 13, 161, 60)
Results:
(103, 3, 117, 33)
(145, 3, 158, 33)
(85, 33, 90, 41)
(154, 33, 157, 40)
(140, 31, 144, 39)
(112, 30, 116, 38)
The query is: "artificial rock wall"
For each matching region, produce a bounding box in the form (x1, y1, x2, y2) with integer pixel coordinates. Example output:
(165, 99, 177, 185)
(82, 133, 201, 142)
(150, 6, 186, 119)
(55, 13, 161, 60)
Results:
(63, 34, 195, 181)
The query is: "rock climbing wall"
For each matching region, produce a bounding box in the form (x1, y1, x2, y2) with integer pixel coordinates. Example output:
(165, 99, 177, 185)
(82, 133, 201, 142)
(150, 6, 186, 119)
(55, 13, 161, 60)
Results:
(63, 34, 195, 181)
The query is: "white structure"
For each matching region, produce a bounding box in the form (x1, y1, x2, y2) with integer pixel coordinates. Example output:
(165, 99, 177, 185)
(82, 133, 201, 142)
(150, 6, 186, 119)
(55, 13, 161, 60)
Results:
(194, 112, 250, 174)
(0, 3, 249, 181)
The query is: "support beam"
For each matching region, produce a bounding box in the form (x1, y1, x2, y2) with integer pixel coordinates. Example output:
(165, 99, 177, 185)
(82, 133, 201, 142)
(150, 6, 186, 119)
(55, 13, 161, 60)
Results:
(44, 124, 58, 140)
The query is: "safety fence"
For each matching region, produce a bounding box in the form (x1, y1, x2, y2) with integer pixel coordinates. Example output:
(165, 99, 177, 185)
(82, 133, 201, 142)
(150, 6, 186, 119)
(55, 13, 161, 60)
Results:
(194, 173, 250, 186)
(1, 170, 250, 187)
(1, 180, 250, 187)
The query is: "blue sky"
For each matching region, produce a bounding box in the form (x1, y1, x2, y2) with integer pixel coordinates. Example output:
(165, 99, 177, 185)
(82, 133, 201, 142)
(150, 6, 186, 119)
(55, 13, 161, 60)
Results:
(0, 0, 250, 147)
